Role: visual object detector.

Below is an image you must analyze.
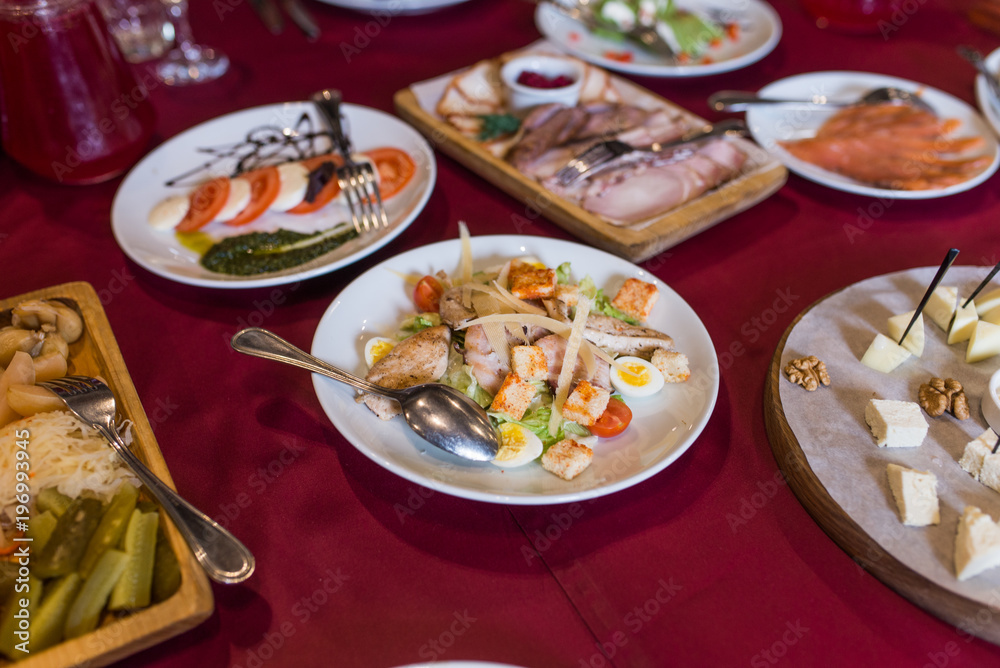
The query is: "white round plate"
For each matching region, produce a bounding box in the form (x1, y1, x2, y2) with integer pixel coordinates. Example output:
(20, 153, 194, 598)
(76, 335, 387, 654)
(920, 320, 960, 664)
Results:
(314, 0, 471, 14)
(311, 235, 719, 505)
(975, 46, 1000, 138)
(111, 102, 436, 289)
(747, 71, 1000, 199)
(535, 0, 781, 78)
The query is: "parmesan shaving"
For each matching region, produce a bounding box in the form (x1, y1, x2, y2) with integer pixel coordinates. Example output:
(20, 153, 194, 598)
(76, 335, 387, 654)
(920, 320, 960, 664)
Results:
(457, 221, 473, 285)
(491, 280, 547, 316)
(0, 411, 138, 519)
(461, 313, 611, 372)
(550, 296, 592, 437)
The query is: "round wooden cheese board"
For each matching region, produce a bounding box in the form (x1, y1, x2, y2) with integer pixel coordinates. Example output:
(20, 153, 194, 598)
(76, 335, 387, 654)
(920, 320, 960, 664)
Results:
(764, 267, 1000, 645)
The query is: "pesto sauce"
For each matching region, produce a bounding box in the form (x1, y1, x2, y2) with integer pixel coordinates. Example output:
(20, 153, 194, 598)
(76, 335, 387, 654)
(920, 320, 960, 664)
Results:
(197, 227, 359, 276)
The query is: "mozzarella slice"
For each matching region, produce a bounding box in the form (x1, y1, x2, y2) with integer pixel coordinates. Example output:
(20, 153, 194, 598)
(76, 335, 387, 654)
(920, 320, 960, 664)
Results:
(148, 195, 190, 231)
(215, 177, 252, 222)
(270, 162, 311, 212)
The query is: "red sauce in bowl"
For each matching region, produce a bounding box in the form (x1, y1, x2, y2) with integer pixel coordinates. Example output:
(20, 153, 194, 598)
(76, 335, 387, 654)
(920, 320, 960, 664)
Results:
(516, 70, 576, 89)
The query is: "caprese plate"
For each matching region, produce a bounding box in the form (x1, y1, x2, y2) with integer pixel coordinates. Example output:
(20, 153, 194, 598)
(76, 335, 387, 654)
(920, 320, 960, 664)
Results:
(111, 102, 436, 289)
(310, 235, 719, 505)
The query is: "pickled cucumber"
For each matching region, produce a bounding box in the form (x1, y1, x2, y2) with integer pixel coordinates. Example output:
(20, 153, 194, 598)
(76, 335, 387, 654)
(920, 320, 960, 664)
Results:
(0, 575, 42, 660)
(108, 510, 158, 611)
(63, 549, 127, 640)
(24, 511, 57, 554)
(31, 573, 82, 652)
(33, 498, 103, 579)
(152, 528, 181, 603)
(78, 483, 138, 579)
(34, 488, 72, 518)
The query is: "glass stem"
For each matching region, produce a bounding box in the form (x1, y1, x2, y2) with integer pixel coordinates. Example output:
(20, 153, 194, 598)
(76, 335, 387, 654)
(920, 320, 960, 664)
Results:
(165, 0, 199, 57)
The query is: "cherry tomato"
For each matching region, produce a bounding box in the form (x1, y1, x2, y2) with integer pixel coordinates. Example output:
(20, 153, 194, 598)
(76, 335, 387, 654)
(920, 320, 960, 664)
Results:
(288, 154, 344, 215)
(175, 177, 230, 232)
(589, 398, 632, 438)
(414, 275, 444, 313)
(366, 147, 416, 199)
(226, 166, 281, 226)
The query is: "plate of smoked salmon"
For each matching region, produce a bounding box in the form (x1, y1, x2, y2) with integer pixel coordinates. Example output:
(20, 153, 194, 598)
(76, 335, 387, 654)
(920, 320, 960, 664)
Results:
(309, 234, 719, 505)
(746, 71, 999, 199)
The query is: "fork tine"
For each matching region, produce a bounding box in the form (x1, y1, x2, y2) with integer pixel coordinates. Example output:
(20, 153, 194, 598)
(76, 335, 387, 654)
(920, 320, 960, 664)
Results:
(360, 164, 389, 230)
(337, 169, 364, 234)
(555, 143, 615, 185)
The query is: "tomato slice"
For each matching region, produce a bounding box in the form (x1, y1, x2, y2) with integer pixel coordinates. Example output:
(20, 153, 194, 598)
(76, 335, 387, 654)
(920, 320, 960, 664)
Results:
(288, 154, 344, 215)
(176, 177, 230, 232)
(589, 398, 632, 438)
(365, 147, 416, 200)
(226, 166, 281, 226)
(414, 275, 444, 313)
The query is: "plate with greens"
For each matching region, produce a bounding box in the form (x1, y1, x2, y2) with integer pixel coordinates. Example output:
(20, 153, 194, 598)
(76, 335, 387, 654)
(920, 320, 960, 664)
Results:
(111, 102, 436, 289)
(310, 234, 719, 504)
(535, 0, 781, 78)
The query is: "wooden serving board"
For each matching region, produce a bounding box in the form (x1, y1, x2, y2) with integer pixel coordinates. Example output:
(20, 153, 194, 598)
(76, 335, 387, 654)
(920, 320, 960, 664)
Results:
(1, 282, 213, 668)
(393, 47, 787, 263)
(765, 283, 1000, 645)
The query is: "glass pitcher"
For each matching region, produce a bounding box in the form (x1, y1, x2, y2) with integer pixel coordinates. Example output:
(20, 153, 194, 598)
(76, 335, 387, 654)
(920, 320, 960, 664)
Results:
(0, 0, 156, 184)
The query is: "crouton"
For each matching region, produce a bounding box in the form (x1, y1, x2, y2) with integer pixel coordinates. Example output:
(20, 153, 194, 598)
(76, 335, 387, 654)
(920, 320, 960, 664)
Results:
(542, 439, 593, 480)
(611, 278, 659, 322)
(489, 373, 536, 420)
(511, 345, 547, 382)
(560, 380, 610, 426)
(651, 349, 690, 383)
(510, 267, 556, 300)
(555, 283, 579, 307)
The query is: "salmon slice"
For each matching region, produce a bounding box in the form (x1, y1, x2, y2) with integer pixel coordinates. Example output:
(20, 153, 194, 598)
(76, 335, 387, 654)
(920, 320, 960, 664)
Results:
(779, 103, 989, 190)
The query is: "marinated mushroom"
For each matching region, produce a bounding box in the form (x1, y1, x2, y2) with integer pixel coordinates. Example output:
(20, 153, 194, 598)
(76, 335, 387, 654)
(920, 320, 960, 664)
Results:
(6, 383, 63, 417)
(39, 332, 69, 359)
(0, 327, 43, 367)
(11, 299, 83, 343)
(32, 351, 68, 383)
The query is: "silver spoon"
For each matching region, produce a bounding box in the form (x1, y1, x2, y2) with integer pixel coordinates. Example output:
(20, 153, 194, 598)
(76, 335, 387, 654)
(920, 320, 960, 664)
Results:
(708, 86, 934, 113)
(230, 328, 500, 462)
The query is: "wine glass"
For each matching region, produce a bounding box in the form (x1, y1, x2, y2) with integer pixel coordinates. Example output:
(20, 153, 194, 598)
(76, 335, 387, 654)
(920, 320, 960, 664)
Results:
(156, 0, 229, 85)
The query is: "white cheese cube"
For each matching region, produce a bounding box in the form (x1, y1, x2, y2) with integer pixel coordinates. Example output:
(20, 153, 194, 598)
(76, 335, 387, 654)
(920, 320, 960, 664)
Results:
(959, 429, 998, 480)
(865, 399, 928, 448)
(983, 305, 1000, 326)
(976, 287, 1000, 316)
(860, 333, 912, 373)
(955, 506, 1000, 580)
(925, 286, 958, 331)
(948, 299, 978, 345)
(980, 454, 1000, 494)
(886, 463, 939, 526)
(967, 320, 1000, 363)
(887, 311, 924, 357)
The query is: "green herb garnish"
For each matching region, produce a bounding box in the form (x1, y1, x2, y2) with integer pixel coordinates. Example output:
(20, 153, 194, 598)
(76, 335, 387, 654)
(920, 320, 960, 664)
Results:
(477, 114, 521, 141)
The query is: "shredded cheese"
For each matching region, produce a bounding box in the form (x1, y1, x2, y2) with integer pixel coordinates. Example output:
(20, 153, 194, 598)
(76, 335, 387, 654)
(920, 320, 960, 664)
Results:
(549, 296, 592, 437)
(0, 411, 138, 519)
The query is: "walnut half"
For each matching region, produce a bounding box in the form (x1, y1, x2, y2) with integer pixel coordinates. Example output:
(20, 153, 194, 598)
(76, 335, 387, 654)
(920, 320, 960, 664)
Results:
(918, 377, 970, 419)
(784, 355, 831, 392)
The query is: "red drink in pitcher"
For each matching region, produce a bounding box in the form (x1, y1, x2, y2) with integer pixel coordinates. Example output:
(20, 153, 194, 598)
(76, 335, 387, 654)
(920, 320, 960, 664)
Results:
(0, 0, 155, 184)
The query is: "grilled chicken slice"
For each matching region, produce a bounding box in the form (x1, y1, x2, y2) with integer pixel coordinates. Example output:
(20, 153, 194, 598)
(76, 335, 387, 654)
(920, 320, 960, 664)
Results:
(363, 325, 451, 420)
(535, 334, 611, 391)
(439, 286, 477, 329)
(583, 315, 673, 356)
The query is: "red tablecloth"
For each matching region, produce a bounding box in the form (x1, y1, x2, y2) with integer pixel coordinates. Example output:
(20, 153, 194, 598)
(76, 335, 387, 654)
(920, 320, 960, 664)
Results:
(6, 0, 1000, 665)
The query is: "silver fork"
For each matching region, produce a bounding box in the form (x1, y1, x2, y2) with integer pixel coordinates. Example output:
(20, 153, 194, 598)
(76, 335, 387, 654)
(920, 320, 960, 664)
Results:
(38, 376, 256, 584)
(554, 118, 748, 186)
(311, 89, 389, 234)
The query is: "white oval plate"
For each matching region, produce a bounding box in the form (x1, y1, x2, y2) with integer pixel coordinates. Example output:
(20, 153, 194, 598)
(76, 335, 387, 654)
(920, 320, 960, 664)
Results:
(535, 0, 781, 78)
(747, 71, 1000, 199)
(975, 46, 1000, 138)
(314, 0, 472, 14)
(310, 236, 719, 505)
(111, 102, 436, 289)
